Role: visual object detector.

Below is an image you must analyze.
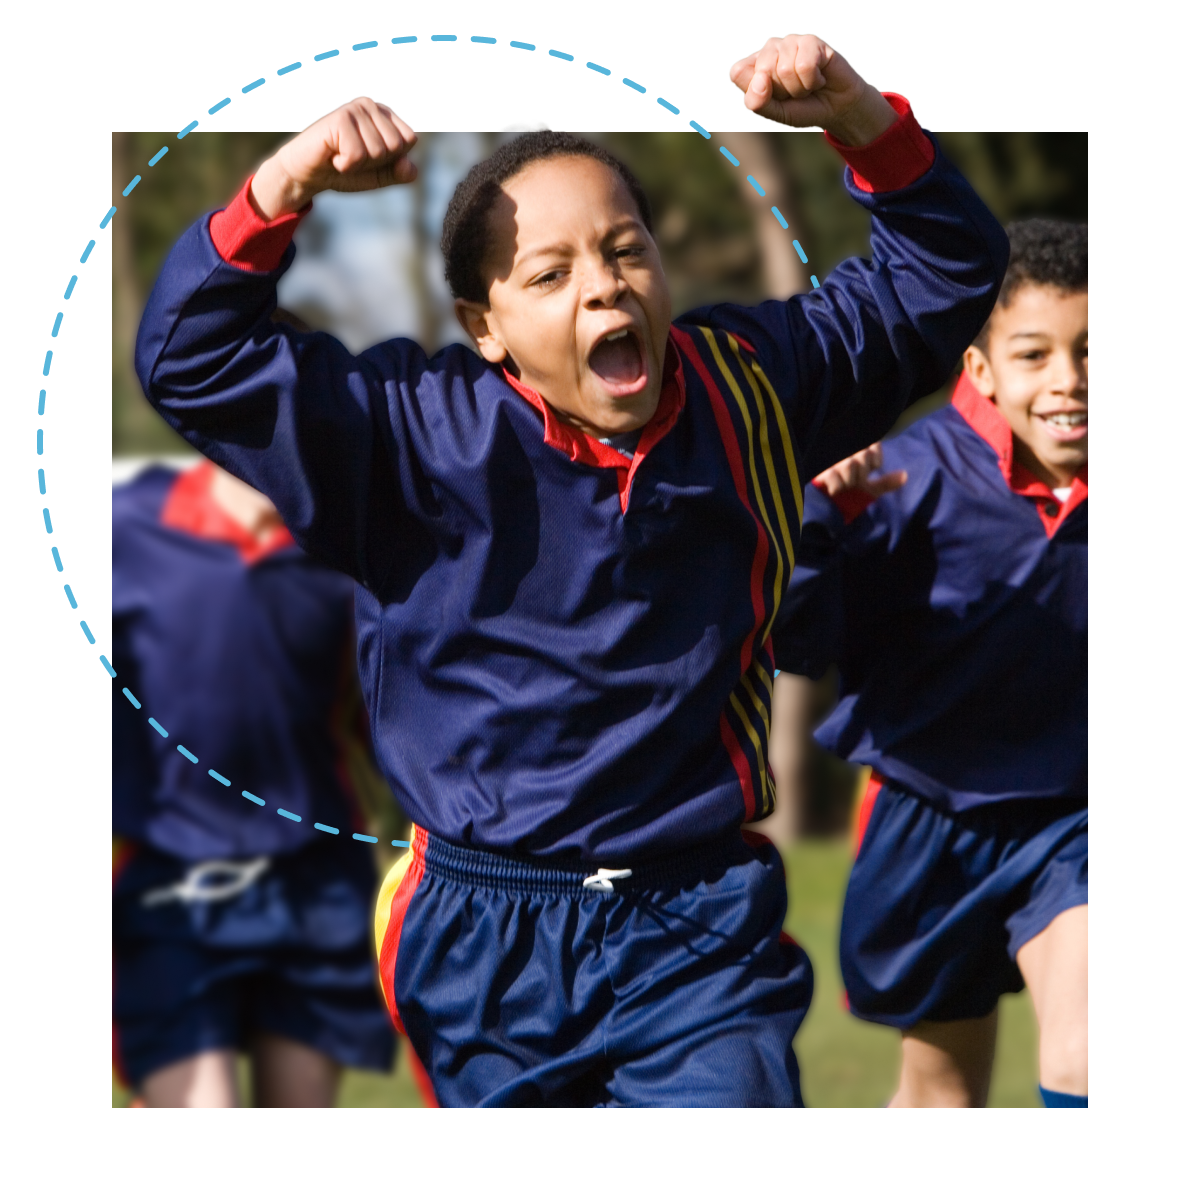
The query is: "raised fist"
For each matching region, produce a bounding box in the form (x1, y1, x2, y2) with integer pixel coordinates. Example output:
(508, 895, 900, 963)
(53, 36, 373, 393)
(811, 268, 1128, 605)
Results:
(250, 97, 418, 220)
(730, 35, 897, 146)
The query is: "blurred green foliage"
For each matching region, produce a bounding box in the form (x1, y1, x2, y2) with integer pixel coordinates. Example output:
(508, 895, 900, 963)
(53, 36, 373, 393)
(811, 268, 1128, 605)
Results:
(112, 131, 292, 454)
(114, 130, 1084, 454)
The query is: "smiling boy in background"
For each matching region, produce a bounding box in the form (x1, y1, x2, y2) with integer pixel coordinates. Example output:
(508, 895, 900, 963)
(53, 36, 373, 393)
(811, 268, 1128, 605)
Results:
(134, 35, 1008, 1106)
(773, 219, 1087, 1106)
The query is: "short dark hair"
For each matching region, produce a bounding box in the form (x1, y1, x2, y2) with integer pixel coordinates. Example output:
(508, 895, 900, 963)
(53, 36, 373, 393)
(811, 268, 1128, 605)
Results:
(974, 218, 1087, 349)
(440, 131, 654, 304)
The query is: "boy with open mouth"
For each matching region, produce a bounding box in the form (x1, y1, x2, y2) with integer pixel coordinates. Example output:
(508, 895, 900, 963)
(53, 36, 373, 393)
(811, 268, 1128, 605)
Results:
(135, 33, 1008, 1106)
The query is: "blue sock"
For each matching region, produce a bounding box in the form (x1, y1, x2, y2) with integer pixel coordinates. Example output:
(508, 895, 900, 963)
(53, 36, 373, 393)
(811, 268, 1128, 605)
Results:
(1039, 1085, 1088, 1108)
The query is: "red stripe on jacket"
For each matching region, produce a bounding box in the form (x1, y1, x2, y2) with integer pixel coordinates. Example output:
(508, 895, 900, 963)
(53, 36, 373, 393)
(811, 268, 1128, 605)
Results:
(671, 328, 770, 675)
(673, 327, 774, 822)
(720, 713, 760, 822)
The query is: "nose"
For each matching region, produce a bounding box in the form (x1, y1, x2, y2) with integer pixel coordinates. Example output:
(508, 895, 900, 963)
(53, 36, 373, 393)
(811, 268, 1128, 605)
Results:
(579, 253, 627, 309)
(1049, 348, 1087, 399)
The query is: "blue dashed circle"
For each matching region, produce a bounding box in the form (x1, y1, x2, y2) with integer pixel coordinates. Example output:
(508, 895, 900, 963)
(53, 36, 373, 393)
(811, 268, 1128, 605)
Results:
(40, 32, 819, 844)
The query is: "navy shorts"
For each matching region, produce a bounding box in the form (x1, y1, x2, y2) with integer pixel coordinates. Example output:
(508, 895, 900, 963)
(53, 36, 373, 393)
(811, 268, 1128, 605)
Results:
(840, 777, 1087, 1028)
(113, 837, 397, 1089)
(375, 828, 813, 1107)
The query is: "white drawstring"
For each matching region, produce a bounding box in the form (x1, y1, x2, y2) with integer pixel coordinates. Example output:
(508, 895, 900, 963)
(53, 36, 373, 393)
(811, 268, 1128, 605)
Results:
(582, 867, 632, 893)
(141, 856, 271, 907)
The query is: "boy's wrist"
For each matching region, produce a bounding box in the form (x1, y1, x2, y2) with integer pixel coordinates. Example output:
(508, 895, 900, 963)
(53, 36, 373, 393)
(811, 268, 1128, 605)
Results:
(249, 157, 312, 221)
(209, 176, 311, 273)
(825, 93, 935, 193)
(823, 85, 898, 147)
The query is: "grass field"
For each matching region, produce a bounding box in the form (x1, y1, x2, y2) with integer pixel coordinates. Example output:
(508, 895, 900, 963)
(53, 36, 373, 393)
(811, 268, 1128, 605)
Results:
(113, 839, 1037, 1108)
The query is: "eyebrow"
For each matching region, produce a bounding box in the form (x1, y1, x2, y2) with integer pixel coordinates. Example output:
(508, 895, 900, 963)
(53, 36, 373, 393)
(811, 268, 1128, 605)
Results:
(514, 219, 646, 271)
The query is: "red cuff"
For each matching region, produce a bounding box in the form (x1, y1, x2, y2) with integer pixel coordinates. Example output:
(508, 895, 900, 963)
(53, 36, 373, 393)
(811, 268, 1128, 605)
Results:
(208, 176, 312, 272)
(824, 93, 935, 194)
(814, 478, 875, 525)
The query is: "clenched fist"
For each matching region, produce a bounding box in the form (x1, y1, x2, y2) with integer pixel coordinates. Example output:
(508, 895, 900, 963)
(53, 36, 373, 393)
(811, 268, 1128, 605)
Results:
(250, 97, 418, 220)
(730, 35, 897, 146)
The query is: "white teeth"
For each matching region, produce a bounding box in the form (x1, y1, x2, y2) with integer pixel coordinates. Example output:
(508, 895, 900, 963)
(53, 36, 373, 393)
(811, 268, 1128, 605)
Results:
(1044, 413, 1087, 428)
(605, 330, 629, 342)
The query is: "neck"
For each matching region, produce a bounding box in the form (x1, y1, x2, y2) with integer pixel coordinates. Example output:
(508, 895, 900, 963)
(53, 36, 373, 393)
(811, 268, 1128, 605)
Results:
(549, 400, 655, 441)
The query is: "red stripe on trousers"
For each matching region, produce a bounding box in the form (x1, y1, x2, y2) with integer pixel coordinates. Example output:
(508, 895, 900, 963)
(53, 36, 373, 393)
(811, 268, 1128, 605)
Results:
(854, 773, 885, 858)
(378, 826, 428, 1032)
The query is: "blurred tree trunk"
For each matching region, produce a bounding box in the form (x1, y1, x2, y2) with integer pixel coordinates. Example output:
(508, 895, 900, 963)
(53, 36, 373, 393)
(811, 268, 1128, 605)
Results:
(408, 138, 439, 353)
(112, 132, 147, 451)
(719, 132, 808, 300)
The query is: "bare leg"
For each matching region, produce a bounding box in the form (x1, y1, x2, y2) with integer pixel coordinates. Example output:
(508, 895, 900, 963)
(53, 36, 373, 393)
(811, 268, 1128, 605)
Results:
(250, 1032, 342, 1108)
(140, 1049, 240, 1108)
(890, 1011, 998, 1107)
(1015, 904, 1087, 1096)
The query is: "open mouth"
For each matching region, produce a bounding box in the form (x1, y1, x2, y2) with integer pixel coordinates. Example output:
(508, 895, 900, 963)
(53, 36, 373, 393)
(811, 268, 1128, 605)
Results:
(587, 328, 648, 397)
(1037, 411, 1088, 441)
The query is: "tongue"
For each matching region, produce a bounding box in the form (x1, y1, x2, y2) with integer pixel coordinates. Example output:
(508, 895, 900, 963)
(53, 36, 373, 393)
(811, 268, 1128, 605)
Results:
(589, 336, 642, 386)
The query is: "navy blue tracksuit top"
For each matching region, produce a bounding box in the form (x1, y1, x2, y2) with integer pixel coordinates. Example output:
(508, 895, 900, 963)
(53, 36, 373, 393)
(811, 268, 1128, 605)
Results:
(113, 463, 375, 859)
(772, 373, 1087, 811)
(134, 109, 1008, 863)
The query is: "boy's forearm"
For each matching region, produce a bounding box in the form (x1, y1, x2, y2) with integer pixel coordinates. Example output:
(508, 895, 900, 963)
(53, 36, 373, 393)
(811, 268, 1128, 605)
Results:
(823, 85, 898, 148)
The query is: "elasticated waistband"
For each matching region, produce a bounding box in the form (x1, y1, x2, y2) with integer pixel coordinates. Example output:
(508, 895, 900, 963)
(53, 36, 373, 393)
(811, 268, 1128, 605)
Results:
(421, 829, 749, 896)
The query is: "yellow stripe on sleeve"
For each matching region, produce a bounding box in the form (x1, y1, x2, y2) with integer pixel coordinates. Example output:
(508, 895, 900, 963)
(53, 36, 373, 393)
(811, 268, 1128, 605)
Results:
(700, 328, 787, 626)
(742, 352, 806, 522)
(727, 337, 800, 573)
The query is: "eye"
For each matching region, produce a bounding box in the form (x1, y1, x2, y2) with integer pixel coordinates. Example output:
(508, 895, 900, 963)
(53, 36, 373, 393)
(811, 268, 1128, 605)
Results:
(613, 244, 645, 261)
(531, 268, 567, 289)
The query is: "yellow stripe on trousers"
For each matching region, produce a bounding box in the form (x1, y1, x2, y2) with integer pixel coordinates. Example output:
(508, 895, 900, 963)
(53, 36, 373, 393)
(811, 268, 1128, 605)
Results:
(374, 845, 415, 961)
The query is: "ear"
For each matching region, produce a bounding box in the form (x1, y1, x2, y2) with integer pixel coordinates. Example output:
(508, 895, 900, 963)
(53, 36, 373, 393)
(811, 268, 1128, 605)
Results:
(962, 343, 997, 399)
(454, 300, 508, 365)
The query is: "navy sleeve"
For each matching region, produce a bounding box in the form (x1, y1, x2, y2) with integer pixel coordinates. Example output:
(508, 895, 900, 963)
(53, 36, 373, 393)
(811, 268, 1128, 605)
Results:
(134, 217, 449, 588)
(682, 139, 1009, 481)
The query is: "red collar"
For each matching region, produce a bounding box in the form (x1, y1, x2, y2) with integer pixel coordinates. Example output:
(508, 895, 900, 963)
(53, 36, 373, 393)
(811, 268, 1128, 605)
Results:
(160, 461, 295, 564)
(950, 373, 1087, 537)
(502, 333, 687, 513)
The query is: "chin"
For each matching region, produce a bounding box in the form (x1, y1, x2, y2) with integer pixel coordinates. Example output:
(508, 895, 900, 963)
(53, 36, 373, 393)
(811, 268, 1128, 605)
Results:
(1048, 449, 1088, 477)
